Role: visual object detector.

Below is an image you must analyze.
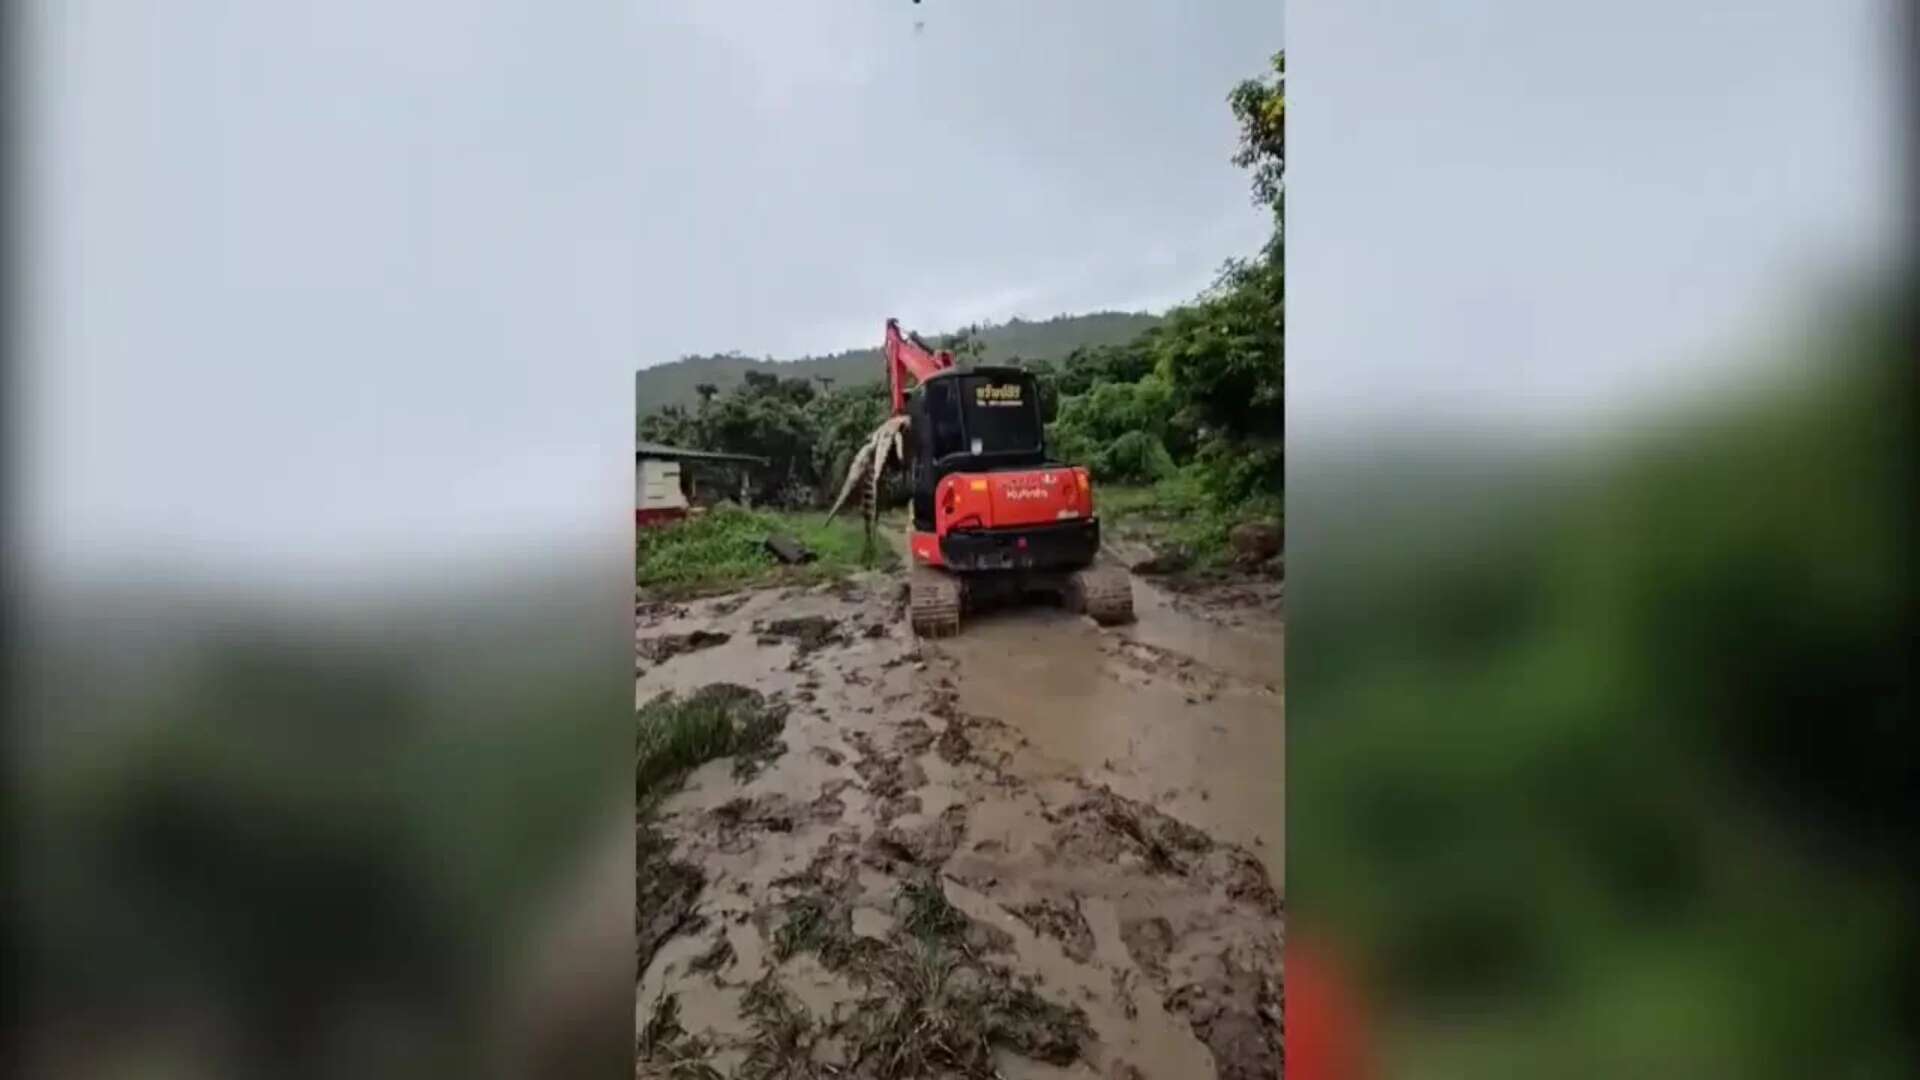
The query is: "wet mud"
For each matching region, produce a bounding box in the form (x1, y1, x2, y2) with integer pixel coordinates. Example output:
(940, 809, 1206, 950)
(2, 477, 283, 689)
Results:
(636, 629, 731, 671)
(637, 563, 1284, 1079)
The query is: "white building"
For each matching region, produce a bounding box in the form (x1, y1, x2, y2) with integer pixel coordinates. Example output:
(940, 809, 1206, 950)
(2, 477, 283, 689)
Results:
(635, 441, 767, 527)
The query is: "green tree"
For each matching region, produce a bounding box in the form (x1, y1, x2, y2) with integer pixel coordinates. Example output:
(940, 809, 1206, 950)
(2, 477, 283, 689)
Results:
(940, 325, 988, 366)
(1228, 50, 1285, 219)
(1019, 357, 1064, 423)
(1053, 374, 1193, 484)
(1147, 47, 1284, 504)
(638, 404, 699, 448)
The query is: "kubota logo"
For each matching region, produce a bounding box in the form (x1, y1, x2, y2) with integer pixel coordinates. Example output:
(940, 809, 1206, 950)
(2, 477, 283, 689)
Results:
(1004, 487, 1048, 500)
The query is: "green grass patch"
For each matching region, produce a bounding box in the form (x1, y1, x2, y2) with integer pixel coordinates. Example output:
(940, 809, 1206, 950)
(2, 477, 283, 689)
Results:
(636, 991, 724, 1079)
(636, 505, 898, 599)
(742, 876, 1091, 1077)
(768, 889, 883, 974)
(737, 974, 822, 1080)
(843, 940, 1092, 1078)
(636, 683, 787, 809)
(1093, 482, 1164, 519)
(771, 892, 840, 963)
(897, 876, 971, 946)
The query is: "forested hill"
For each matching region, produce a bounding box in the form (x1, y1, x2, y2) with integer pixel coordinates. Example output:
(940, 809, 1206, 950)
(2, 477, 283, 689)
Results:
(635, 310, 1162, 412)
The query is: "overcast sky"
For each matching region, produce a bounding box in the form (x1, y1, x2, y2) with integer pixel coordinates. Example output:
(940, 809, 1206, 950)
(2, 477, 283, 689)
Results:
(19, 1, 1281, 580)
(17, 1, 1898, 582)
(630, 2, 1283, 360)
(1289, 1, 1899, 438)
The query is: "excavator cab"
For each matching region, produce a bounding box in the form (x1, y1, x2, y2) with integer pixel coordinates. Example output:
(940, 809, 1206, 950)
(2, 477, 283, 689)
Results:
(906, 367, 1049, 532)
(902, 365, 1109, 584)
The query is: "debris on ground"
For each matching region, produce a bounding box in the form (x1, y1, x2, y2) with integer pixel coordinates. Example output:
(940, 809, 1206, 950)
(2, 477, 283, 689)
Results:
(754, 614, 846, 655)
(707, 594, 750, 618)
(686, 933, 736, 976)
(635, 991, 720, 1078)
(1052, 785, 1219, 877)
(865, 805, 969, 870)
(1009, 895, 1096, 963)
(635, 629, 730, 668)
(1163, 948, 1286, 1080)
(1129, 543, 1195, 576)
(634, 599, 690, 627)
(636, 683, 792, 978)
(636, 821, 705, 980)
(763, 533, 816, 565)
(1227, 521, 1283, 564)
(935, 721, 972, 765)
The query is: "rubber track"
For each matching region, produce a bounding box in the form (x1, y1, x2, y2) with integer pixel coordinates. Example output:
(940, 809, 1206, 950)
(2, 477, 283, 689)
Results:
(1072, 565, 1135, 625)
(909, 565, 963, 638)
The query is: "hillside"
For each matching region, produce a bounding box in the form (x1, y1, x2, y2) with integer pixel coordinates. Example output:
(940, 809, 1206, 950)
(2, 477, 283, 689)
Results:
(635, 310, 1162, 413)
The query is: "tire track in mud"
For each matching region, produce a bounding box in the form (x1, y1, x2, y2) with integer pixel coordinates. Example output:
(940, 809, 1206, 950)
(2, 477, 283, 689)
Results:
(636, 570, 1284, 1079)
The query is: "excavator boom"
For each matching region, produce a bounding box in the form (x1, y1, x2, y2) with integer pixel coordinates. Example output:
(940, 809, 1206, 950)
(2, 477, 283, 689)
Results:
(883, 317, 954, 414)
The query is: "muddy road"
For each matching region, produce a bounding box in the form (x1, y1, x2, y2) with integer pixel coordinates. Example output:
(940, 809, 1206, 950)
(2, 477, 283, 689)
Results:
(636, 564, 1284, 1079)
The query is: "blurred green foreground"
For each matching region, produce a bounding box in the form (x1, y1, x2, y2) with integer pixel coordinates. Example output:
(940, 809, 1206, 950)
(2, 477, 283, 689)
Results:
(1291, 276, 1915, 1077)
(10, 569, 633, 1080)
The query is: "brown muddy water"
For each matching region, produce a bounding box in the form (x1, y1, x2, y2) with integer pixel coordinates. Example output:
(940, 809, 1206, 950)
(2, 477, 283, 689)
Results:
(636, 562, 1284, 1079)
(935, 590, 1284, 891)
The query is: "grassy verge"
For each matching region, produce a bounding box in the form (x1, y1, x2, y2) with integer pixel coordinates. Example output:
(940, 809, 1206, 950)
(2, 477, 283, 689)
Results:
(1097, 471, 1282, 571)
(636, 506, 899, 599)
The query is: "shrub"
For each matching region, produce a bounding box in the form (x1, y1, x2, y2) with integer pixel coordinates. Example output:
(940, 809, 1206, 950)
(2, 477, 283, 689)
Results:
(1092, 430, 1177, 484)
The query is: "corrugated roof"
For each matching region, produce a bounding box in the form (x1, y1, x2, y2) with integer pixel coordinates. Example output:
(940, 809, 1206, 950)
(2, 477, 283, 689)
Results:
(636, 441, 768, 465)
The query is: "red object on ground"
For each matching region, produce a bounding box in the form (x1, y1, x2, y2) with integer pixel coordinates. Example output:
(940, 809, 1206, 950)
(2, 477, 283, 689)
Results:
(635, 507, 687, 529)
(1287, 936, 1372, 1080)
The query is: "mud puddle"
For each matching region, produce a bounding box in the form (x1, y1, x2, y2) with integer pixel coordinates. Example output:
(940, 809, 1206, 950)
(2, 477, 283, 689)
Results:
(930, 582, 1284, 892)
(1124, 579, 1284, 690)
(636, 564, 1284, 1079)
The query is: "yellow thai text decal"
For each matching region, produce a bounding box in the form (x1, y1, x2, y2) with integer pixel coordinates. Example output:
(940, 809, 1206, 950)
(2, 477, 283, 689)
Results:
(974, 383, 1024, 407)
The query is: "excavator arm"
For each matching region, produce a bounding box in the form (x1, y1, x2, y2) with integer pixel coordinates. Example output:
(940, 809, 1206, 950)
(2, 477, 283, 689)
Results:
(826, 318, 950, 536)
(884, 317, 954, 415)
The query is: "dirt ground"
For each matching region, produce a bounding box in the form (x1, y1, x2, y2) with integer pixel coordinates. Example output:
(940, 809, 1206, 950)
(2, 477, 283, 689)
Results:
(636, 557, 1284, 1079)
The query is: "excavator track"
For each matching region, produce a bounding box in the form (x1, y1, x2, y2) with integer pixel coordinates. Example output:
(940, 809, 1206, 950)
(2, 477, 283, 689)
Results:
(1067, 562, 1135, 626)
(908, 564, 963, 638)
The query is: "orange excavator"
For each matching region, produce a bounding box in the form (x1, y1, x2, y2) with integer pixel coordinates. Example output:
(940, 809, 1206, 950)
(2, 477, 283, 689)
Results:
(828, 318, 1134, 636)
